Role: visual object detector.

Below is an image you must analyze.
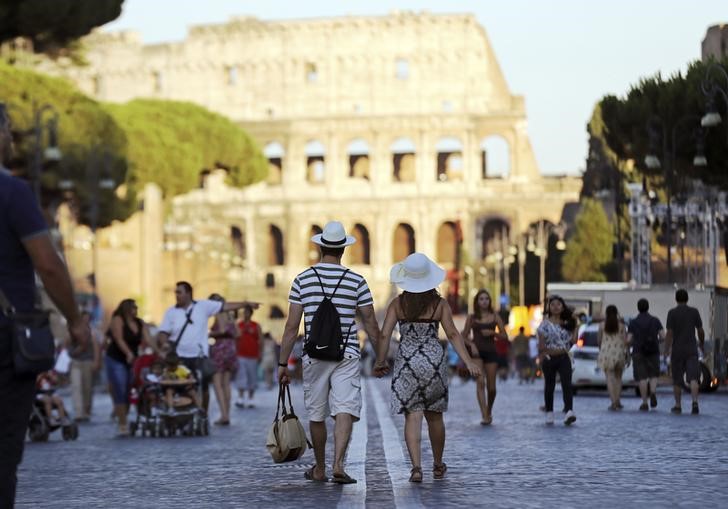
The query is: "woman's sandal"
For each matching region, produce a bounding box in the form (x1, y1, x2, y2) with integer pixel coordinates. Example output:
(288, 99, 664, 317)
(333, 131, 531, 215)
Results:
(433, 463, 447, 480)
(409, 467, 423, 483)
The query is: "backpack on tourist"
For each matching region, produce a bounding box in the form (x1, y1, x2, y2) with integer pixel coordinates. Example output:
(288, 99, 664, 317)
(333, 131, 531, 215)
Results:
(303, 268, 353, 361)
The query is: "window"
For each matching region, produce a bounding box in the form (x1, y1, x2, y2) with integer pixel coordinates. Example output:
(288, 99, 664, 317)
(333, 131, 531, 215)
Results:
(227, 66, 238, 86)
(153, 71, 163, 93)
(395, 58, 409, 80)
(481, 136, 511, 179)
(305, 62, 318, 83)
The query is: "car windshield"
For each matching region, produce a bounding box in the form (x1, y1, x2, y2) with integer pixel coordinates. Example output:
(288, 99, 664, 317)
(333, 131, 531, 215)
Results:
(579, 328, 599, 347)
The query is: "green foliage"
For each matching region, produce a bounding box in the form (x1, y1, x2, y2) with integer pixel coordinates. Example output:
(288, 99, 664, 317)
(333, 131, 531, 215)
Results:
(0, 0, 123, 56)
(105, 99, 268, 198)
(598, 58, 728, 192)
(0, 59, 131, 226)
(562, 199, 615, 282)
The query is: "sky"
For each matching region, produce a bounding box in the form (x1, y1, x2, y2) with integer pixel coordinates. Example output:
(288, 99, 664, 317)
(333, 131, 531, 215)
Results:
(105, 0, 727, 176)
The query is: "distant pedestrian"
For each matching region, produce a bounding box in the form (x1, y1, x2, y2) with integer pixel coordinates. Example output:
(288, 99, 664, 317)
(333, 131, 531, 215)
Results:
(627, 298, 664, 411)
(68, 311, 101, 422)
(1, 104, 90, 508)
(537, 295, 577, 425)
(106, 299, 155, 435)
(597, 305, 629, 411)
(512, 326, 531, 383)
(461, 289, 507, 425)
(375, 252, 480, 482)
(235, 305, 261, 408)
(157, 282, 258, 415)
(207, 294, 238, 425)
(259, 332, 278, 390)
(665, 289, 705, 415)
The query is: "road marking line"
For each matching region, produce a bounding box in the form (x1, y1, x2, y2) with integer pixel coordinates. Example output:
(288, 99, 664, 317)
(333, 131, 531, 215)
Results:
(336, 381, 367, 509)
(368, 378, 421, 508)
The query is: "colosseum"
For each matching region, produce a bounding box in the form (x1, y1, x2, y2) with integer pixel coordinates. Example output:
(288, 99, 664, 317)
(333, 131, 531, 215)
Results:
(57, 11, 581, 323)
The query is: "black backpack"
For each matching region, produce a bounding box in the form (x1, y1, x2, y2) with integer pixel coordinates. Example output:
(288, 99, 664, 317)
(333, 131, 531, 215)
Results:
(633, 317, 660, 355)
(304, 268, 353, 361)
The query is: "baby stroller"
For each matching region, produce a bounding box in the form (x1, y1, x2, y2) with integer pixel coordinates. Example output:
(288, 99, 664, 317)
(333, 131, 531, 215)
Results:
(158, 376, 208, 437)
(129, 352, 164, 438)
(27, 397, 79, 443)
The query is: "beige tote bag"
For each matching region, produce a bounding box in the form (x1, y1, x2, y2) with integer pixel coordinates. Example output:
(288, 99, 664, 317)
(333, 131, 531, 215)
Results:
(266, 384, 311, 463)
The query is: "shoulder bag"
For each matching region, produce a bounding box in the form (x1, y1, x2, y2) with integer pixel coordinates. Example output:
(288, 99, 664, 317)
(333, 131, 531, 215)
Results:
(266, 383, 311, 463)
(0, 288, 55, 376)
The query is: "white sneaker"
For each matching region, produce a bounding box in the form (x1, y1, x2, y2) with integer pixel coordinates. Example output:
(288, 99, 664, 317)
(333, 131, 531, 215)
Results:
(235, 399, 246, 409)
(545, 412, 554, 425)
(564, 410, 576, 426)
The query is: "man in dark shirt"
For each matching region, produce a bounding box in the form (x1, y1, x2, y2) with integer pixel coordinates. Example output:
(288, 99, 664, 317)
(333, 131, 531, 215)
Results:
(665, 289, 705, 415)
(627, 299, 664, 411)
(0, 104, 89, 507)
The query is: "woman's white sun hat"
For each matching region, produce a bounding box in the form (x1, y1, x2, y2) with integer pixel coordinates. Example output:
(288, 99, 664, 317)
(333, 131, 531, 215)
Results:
(311, 221, 356, 247)
(390, 252, 446, 293)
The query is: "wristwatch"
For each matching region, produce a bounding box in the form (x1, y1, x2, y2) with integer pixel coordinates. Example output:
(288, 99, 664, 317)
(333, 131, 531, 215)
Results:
(278, 362, 287, 367)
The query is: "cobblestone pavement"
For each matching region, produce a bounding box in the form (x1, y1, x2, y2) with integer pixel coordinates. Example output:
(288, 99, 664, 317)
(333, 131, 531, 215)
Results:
(16, 375, 727, 509)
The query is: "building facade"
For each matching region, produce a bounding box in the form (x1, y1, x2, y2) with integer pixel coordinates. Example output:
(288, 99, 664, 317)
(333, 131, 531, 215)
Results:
(702, 24, 728, 61)
(55, 12, 581, 321)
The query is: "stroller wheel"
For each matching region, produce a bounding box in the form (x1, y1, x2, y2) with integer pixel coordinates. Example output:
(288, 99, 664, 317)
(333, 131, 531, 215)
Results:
(61, 426, 72, 441)
(71, 423, 79, 441)
(28, 413, 50, 442)
(202, 418, 209, 436)
(129, 422, 138, 437)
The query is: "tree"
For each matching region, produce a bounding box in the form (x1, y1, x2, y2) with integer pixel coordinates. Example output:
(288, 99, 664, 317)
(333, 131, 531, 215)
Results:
(0, 0, 124, 56)
(598, 58, 728, 192)
(105, 99, 268, 199)
(0, 59, 131, 227)
(561, 198, 615, 282)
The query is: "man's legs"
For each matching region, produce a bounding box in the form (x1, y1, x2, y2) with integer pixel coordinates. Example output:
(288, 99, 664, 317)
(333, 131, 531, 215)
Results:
(70, 361, 83, 418)
(333, 413, 353, 477)
(638, 379, 649, 405)
(309, 420, 327, 480)
(0, 366, 36, 508)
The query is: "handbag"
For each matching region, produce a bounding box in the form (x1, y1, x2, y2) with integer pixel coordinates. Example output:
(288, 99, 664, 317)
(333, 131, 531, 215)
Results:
(266, 384, 311, 463)
(0, 289, 55, 376)
(199, 356, 217, 378)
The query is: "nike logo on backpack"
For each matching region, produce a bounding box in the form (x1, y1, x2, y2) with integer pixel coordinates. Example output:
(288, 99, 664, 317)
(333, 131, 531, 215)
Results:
(315, 345, 328, 350)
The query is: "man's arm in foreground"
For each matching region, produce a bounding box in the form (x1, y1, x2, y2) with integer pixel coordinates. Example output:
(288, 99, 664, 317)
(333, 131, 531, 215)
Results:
(23, 233, 88, 344)
(278, 303, 303, 384)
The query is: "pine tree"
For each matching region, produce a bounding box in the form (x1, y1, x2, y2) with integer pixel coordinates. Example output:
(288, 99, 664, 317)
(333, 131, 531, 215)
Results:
(562, 198, 615, 282)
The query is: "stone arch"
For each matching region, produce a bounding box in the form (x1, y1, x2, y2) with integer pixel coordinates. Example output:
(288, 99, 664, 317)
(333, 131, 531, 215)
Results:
(393, 223, 416, 263)
(347, 138, 371, 180)
(349, 223, 371, 265)
(264, 141, 285, 185)
(436, 221, 458, 264)
(480, 136, 511, 179)
(305, 140, 326, 184)
(435, 137, 464, 182)
(230, 225, 245, 262)
(268, 224, 285, 266)
(308, 224, 322, 265)
(391, 137, 416, 182)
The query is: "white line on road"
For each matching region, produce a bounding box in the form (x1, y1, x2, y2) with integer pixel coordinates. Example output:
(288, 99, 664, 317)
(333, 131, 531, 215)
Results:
(336, 381, 367, 509)
(367, 378, 421, 509)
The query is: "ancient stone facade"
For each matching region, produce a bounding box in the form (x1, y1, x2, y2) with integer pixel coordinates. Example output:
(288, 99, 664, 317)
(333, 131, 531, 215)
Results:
(702, 24, 728, 61)
(57, 12, 581, 321)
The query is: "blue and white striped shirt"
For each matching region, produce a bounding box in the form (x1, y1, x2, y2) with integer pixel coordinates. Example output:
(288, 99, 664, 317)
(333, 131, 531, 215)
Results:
(288, 263, 373, 359)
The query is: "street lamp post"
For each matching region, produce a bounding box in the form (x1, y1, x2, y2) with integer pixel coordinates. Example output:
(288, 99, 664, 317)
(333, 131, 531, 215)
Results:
(645, 115, 707, 284)
(527, 221, 566, 304)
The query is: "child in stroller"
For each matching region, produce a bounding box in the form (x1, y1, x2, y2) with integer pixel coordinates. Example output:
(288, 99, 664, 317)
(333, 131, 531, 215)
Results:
(129, 352, 165, 437)
(27, 370, 79, 442)
(158, 352, 208, 437)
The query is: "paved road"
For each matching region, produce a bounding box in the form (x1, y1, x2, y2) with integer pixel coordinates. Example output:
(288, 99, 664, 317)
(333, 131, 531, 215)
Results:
(16, 376, 727, 508)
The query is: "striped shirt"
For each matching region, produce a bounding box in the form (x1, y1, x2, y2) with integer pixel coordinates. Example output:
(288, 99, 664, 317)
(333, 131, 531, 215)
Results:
(288, 263, 373, 359)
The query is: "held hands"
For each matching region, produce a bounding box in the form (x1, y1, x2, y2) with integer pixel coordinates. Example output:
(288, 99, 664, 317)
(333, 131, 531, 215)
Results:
(372, 360, 390, 378)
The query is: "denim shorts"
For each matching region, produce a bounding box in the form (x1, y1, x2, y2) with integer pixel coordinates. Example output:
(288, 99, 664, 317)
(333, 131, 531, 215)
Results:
(105, 355, 131, 405)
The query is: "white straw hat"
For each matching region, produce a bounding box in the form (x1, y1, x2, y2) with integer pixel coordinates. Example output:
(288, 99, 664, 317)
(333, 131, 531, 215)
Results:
(311, 221, 356, 248)
(390, 252, 446, 293)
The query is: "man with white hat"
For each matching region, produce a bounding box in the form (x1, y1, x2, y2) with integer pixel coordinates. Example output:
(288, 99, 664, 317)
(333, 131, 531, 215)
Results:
(278, 221, 381, 484)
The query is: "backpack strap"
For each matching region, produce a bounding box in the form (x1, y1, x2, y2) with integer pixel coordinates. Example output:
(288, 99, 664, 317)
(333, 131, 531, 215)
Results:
(172, 301, 196, 352)
(309, 267, 355, 354)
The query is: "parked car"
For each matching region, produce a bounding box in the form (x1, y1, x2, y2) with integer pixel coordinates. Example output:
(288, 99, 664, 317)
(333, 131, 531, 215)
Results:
(570, 323, 636, 395)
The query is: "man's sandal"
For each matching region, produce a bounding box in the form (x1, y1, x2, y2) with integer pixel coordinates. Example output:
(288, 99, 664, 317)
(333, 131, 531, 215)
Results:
(409, 467, 423, 483)
(331, 472, 357, 484)
(433, 463, 447, 480)
(304, 466, 328, 483)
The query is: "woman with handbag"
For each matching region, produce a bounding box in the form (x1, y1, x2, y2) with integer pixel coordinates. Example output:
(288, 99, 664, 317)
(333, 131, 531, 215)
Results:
(106, 299, 155, 436)
(597, 305, 629, 411)
(208, 294, 237, 425)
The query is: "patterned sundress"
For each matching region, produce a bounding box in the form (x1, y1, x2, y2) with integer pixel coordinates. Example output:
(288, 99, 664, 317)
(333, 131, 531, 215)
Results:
(390, 319, 449, 414)
(597, 325, 628, 371)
